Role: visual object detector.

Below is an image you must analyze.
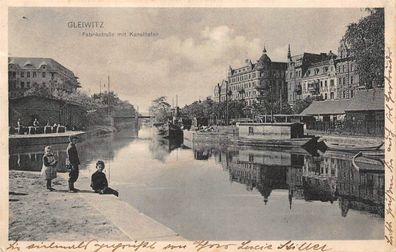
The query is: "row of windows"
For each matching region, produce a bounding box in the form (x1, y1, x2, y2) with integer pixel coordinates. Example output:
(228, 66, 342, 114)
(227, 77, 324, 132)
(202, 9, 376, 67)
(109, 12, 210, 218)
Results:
(230, 82, 257, 90)
(342, 90, 354, 99)
(338, 63, 354, 73)
(230, 72, 257, 83)
(9, 70, 48, 78)
(320, 92, 335, 100)
(338, 76, 354, 86)
(303, 79, 336, 91)
(289, 65, 338, 79)
(9, 81, 45, 89)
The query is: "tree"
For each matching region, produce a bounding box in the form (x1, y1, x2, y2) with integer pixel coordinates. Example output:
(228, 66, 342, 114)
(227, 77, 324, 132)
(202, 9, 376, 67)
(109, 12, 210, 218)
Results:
(343, 8, 384, 88)
(24, 82, 52, 97)
(149, 96, 171, 124)
(292, 96, 313, 114)
(92, 91, 122, 106)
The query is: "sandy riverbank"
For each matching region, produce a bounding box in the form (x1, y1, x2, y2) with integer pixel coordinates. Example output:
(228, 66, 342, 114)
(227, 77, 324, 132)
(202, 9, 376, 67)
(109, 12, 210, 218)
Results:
(9, 170, 128, 241)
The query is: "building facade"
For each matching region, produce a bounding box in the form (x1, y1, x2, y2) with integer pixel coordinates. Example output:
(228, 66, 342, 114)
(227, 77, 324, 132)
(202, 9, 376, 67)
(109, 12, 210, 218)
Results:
(286, 45, 336, 105)
(8, 57, 81, 98)
(301, 52, 337, 100)
(214, 47, 287, 107)
(335, 40, 360, 99)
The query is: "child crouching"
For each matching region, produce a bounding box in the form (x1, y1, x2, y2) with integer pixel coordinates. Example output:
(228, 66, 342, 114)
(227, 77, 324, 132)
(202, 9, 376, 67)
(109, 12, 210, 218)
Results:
(91, 160, 119, 197)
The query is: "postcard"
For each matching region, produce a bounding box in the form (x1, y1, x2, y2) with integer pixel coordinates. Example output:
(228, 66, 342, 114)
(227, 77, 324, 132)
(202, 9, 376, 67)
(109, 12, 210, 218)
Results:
(1, 1, 395, 252)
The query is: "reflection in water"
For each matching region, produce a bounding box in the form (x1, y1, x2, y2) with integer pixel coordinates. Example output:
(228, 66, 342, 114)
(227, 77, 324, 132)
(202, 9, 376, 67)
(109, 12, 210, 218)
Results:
(192, 143, 384, 218)
(9, 124, 384, 240)
(9, 127, 140, 173)
(149, 132, 183, 162)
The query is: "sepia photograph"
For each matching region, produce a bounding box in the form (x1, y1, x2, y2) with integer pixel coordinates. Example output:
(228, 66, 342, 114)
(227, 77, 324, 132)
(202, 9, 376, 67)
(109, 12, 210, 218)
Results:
(1, 1, 395, 252)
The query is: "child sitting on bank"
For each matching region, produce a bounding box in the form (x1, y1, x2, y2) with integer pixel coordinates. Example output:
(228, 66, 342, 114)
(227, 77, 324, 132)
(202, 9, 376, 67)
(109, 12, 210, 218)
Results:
(91, 160, 119, 197)
(41, 145, 58, 191)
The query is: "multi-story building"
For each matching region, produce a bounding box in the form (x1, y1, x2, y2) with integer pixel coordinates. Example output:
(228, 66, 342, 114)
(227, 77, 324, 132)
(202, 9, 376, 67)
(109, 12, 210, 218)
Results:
(214, 47, 287, 107)
(335, 40, 360, 99)
(286, 45, 332, 105)
(8, 57, 80, 98)
(300, 52, 338, 100)
(213, 79, 228, 102)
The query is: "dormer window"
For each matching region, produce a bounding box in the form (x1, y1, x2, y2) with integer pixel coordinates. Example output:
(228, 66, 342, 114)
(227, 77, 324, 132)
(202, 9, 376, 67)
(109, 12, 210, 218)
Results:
(314, 68, 319, 75)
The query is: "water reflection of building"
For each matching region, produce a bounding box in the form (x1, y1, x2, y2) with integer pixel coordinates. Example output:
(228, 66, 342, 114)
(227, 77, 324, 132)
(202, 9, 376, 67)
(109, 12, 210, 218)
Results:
(9, 133, 135, 172)
(9, 149, 67, 172)
(212, 147, 384, 217)
(228, 150, 290, 204)
(336, 158, 384, 217)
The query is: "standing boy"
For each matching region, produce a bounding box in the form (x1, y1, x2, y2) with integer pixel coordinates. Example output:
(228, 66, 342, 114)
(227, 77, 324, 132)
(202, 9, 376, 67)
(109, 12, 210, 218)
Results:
(67, 136, 80, 192)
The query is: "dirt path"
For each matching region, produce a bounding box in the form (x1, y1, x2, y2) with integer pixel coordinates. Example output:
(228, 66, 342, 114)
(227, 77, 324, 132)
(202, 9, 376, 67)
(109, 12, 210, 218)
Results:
(9, 170, 129, 241)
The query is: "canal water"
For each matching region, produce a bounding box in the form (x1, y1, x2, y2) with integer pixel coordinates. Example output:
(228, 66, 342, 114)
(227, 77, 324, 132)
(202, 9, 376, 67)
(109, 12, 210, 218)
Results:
(9, 124, 384, 240)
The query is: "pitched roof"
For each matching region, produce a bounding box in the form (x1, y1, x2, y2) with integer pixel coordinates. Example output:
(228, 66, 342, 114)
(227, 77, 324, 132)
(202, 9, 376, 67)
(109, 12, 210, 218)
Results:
(300, 99, 351, 115)
(345, 88, 384, 111)
(8, 57, 77, 78)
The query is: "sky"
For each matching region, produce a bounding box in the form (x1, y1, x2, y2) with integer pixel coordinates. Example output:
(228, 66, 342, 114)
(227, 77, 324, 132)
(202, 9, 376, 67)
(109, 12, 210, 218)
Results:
(9, 8, 368, 112)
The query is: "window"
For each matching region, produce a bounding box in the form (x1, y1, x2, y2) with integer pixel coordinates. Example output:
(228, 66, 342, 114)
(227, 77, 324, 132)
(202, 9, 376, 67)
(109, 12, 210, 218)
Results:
(325, 80, 327, 87)
(21, 82, 24, 88)
(33, 72, 37, 78)
(21, 71, 24, 77)
(27, 82, 30, 88)
(42, 72, 46, 78)
(343, 91, 345, 98)
(330, 92, 334, 99)
(13, 72, 16, 78)
(325, 93, 328, 100)
(343, 77, 346, 85)
(27, 72, 30, 78)
(351, 90, 354, 98)
(351, 76, 354, 84)
(330, 79, 334, 86)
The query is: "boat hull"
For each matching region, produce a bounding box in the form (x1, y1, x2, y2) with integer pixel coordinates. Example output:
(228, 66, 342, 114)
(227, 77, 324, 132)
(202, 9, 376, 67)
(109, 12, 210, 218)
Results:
(324, 140, 384, 152)
(236, 137, 318, 149)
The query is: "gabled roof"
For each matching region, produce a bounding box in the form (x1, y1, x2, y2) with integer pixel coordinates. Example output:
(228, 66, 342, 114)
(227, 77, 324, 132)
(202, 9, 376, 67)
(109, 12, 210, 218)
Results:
(8, 57, 76, 78)
(300, 99, 351, 115)
(345, 88, 384, 112)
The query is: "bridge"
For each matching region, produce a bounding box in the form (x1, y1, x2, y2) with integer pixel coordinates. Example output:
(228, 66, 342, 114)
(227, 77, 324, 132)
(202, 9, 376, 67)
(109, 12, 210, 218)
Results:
(138, 112, 152, 119)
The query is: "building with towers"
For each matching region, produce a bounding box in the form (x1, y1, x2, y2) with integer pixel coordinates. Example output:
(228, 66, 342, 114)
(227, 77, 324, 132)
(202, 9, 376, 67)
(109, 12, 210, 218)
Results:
(214, 46, 287, 107)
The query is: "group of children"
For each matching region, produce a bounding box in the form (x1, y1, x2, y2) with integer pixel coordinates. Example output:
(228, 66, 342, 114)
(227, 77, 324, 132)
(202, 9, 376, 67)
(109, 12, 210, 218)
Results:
(41, 144, 118, 197)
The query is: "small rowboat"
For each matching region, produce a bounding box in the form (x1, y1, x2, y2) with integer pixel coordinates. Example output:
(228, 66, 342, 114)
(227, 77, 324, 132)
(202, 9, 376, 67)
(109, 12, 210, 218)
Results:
(323, 140, 384, 152)
(352, 151, 384, 172)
